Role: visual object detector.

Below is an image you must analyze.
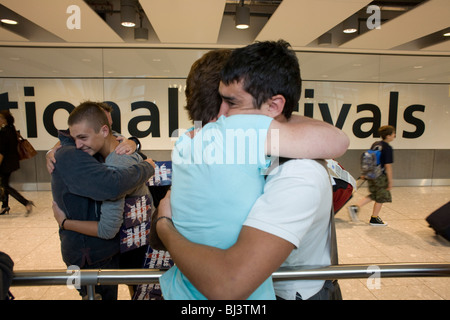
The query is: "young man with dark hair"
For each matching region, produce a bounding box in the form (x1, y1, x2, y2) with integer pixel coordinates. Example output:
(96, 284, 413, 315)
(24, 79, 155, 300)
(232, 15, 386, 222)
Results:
(348, 125, 396, 226)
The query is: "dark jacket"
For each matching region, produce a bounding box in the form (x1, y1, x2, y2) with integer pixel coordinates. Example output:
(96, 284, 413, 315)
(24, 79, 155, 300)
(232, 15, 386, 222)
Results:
(0, 125, 20, 174)
(52, 130, 154, 267)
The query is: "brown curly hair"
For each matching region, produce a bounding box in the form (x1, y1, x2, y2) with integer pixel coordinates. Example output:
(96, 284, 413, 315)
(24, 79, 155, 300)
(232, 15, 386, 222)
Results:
(185, 49, 232, 126)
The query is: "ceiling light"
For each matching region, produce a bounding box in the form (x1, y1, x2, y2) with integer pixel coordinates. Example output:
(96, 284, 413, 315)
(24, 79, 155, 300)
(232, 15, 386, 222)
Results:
(343, 16, 358, 34)
(121, 0, 136, 27)
(134, 27, 148, 41)
(1, 18, 18, 25)
(235, 1, 250, 30)
(444, 32, 450, 37)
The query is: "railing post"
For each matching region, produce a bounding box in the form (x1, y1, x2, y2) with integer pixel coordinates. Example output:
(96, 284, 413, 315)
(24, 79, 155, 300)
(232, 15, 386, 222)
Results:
(81, 270, 99, 300)
(86, 285, 96, 300)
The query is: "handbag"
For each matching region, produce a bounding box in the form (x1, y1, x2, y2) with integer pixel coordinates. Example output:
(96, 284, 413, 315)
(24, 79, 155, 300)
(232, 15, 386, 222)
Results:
(16, 131, 37, 160)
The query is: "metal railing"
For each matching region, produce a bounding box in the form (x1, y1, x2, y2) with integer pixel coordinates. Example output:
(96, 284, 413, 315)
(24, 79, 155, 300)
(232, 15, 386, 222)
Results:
(11, 263, 450, 300)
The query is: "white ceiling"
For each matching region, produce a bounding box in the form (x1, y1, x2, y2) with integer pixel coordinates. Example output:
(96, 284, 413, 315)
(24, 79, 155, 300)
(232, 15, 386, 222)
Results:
(0, 0, 449, 55)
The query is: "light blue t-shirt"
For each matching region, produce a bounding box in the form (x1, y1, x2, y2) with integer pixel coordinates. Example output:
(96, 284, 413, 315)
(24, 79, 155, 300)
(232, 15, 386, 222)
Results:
(160, 114, 275, 300)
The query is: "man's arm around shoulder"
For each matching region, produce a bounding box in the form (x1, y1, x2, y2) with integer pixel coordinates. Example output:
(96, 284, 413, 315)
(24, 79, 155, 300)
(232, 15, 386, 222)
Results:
(54, 146, 154, 201)
(156, 202, 293, 299)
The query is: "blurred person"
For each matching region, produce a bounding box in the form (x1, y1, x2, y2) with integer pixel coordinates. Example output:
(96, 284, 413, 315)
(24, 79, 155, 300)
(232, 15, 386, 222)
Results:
(0, 110, 34, 216)
(348, 125, 396, 226)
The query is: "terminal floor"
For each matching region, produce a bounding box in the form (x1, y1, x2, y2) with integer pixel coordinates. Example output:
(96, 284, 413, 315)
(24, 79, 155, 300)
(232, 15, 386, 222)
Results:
(1, 186, 449, 300)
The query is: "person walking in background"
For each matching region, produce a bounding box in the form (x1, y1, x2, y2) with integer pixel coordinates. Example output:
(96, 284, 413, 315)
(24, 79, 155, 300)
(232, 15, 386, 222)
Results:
(0, 110, 34, 216)
(348, 125, 396, 226)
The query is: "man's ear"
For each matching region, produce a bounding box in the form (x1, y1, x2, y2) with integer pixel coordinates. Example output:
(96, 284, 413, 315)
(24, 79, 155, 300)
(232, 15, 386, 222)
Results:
(100, 124, 110, 137)
(267, 94, 286, 118)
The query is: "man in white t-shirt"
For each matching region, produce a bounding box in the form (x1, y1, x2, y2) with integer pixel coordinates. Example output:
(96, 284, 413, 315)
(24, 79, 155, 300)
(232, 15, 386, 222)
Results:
(245, 157, 334, 300)
(153, 40, 345, 300)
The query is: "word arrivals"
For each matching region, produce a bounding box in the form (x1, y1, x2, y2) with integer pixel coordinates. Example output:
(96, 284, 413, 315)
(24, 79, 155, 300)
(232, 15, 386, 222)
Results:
(303, 90, 425, 139)
(119, 195, 152, 253)
(1, 87, 426, 143)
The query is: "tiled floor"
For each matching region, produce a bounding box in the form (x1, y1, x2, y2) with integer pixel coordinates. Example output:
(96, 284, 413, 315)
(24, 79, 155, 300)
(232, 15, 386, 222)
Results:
(1, 186, 449, 300)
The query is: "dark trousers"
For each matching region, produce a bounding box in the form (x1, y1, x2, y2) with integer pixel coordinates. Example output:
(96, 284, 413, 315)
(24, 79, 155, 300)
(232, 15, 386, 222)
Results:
(0, 172, 29, 208)
(78, 253, 120, 300)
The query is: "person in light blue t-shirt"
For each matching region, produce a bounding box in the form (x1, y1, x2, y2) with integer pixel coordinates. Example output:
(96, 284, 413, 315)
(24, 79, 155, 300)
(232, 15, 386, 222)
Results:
(155, 42, 349, 300)
(163, 113, 274, 300)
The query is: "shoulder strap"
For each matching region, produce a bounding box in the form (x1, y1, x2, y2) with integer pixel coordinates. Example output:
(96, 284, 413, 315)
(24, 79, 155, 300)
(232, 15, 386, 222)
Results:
(329, 202, 338, 265)
(316, 160, 339, 266)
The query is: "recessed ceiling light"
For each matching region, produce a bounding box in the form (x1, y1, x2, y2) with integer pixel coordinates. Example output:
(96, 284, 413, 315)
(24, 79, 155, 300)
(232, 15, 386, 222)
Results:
(1, 18, 18, 25)
(343, 16, 358, 34)
(413, 65, 423, 69)
(343, 28, 357, 34)
(444, 32, 450, 37)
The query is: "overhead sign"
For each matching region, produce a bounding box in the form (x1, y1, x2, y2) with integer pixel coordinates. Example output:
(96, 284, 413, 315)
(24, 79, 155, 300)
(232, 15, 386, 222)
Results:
(0, 78, 448, 150)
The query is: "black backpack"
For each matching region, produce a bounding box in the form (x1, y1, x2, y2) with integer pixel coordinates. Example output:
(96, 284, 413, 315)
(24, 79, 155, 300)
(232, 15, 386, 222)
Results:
(0, 251, 14, 300)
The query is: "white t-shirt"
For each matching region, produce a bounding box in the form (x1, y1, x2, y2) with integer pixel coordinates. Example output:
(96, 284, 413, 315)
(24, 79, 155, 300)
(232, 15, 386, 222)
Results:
(243, 159, 333, 300)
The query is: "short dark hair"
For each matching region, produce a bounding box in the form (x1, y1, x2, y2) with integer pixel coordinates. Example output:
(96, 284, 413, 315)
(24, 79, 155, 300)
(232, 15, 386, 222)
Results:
(185, 49, 232, 125)
(220, 40, 301, 119)
(378, 125, 396, 140)
(68, 101, 111, 133)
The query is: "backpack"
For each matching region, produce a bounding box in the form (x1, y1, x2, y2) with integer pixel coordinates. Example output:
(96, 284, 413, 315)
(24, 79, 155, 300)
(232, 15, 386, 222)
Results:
(360, 144, 382, 180)
(0, 251, 14, 300)
(326, 159, 356, 213)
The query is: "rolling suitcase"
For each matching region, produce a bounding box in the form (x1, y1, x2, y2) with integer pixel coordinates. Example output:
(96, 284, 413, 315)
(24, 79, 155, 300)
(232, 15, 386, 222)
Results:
(426, 201, 450, 241)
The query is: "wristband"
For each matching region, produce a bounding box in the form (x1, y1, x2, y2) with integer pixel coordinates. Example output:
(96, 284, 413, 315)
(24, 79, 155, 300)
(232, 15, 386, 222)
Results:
(154, 216, 173, 227)
(129, 137, 141, 151)
(61, 218, 67, 230)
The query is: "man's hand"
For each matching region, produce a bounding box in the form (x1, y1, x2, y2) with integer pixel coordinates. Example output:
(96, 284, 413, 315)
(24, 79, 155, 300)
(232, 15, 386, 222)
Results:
(145, 158, 156, 168)
(149, 190, 171, 250)
(52, 201, 67, 227)
(157, 190, 172, 220)
(46, 144, 61, 174)
(115, 138, 136, 155)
